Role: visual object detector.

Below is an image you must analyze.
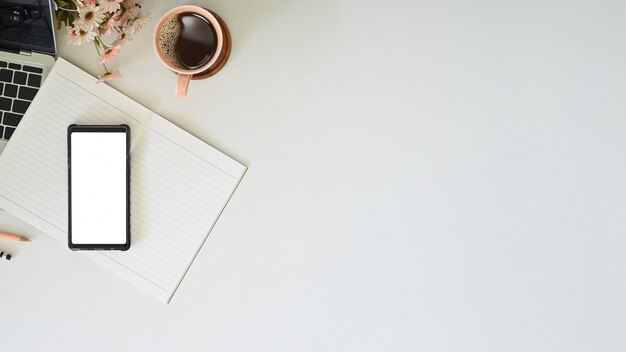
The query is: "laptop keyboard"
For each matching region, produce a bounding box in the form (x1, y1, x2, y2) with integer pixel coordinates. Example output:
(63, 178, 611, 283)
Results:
(0, 60, 42, 140)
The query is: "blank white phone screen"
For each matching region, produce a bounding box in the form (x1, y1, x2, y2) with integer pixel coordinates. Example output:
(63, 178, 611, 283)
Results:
(71, 132, 127, 244)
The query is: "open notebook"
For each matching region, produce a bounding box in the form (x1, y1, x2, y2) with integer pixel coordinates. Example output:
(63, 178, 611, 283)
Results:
(0, 58, 246, 302)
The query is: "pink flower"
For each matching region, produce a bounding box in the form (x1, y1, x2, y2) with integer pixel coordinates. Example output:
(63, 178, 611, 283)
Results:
(97, 45, 121, 64)
(98, 70, 121, 82)
(83, 0, 97, 5)
(101, 15, 116, 35)
(111, 28, 133, 46)
(115, 9, 132, 26)
(65, 26, 79, 45)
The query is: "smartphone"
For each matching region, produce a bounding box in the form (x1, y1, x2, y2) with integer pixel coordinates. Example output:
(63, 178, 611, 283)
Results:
(67, 125, 130, 250)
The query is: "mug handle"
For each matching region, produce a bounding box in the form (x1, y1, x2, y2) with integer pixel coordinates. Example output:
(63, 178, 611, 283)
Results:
(176, 73, 192, 97)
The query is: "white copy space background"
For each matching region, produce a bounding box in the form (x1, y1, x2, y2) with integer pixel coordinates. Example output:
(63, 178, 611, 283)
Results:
(1, 0, 626, 351)
(71, 132, 126, 244)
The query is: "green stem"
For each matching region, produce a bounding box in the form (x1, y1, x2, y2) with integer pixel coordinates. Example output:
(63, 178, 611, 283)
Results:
(95, 36, 107, 48)
(92, 39, 109, 74)
(92, 39, 101, 55)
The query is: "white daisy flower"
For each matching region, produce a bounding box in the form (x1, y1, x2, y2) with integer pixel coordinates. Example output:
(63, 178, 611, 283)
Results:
(98, 0, 122, 14)
(74, 27, 97, 45)
(75, 4, 105, 31)
(125, 13, 150, 37)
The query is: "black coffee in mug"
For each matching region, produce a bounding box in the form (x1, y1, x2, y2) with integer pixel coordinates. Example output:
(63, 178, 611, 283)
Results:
(175, 13, 217, 69)
(157, 12, 217, 70)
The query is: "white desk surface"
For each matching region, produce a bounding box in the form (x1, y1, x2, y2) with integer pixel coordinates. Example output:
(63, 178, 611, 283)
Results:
(2, 0, 625, 351)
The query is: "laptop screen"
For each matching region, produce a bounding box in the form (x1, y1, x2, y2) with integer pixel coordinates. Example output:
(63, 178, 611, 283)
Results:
(0, 0, 55, 54)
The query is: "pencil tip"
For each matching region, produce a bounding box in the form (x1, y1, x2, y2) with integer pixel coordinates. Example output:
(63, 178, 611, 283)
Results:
(22, 238, 31, 242)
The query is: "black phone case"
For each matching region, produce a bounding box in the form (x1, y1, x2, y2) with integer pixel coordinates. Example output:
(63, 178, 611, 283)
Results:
(67, 124, 131, 251)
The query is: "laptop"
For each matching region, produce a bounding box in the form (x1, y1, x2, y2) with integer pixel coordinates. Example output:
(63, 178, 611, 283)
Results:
(0, 0, 56, 151)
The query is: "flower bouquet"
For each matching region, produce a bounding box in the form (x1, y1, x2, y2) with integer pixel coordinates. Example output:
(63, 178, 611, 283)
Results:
(54, 0, 150, 81)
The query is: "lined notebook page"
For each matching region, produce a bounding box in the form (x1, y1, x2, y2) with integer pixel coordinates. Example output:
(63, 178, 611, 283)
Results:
(83, 115, 246, 302)
(0, 58, 246, 302)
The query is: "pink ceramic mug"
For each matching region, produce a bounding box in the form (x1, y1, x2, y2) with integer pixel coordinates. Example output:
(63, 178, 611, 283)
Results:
(153, 5, 224, 97)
